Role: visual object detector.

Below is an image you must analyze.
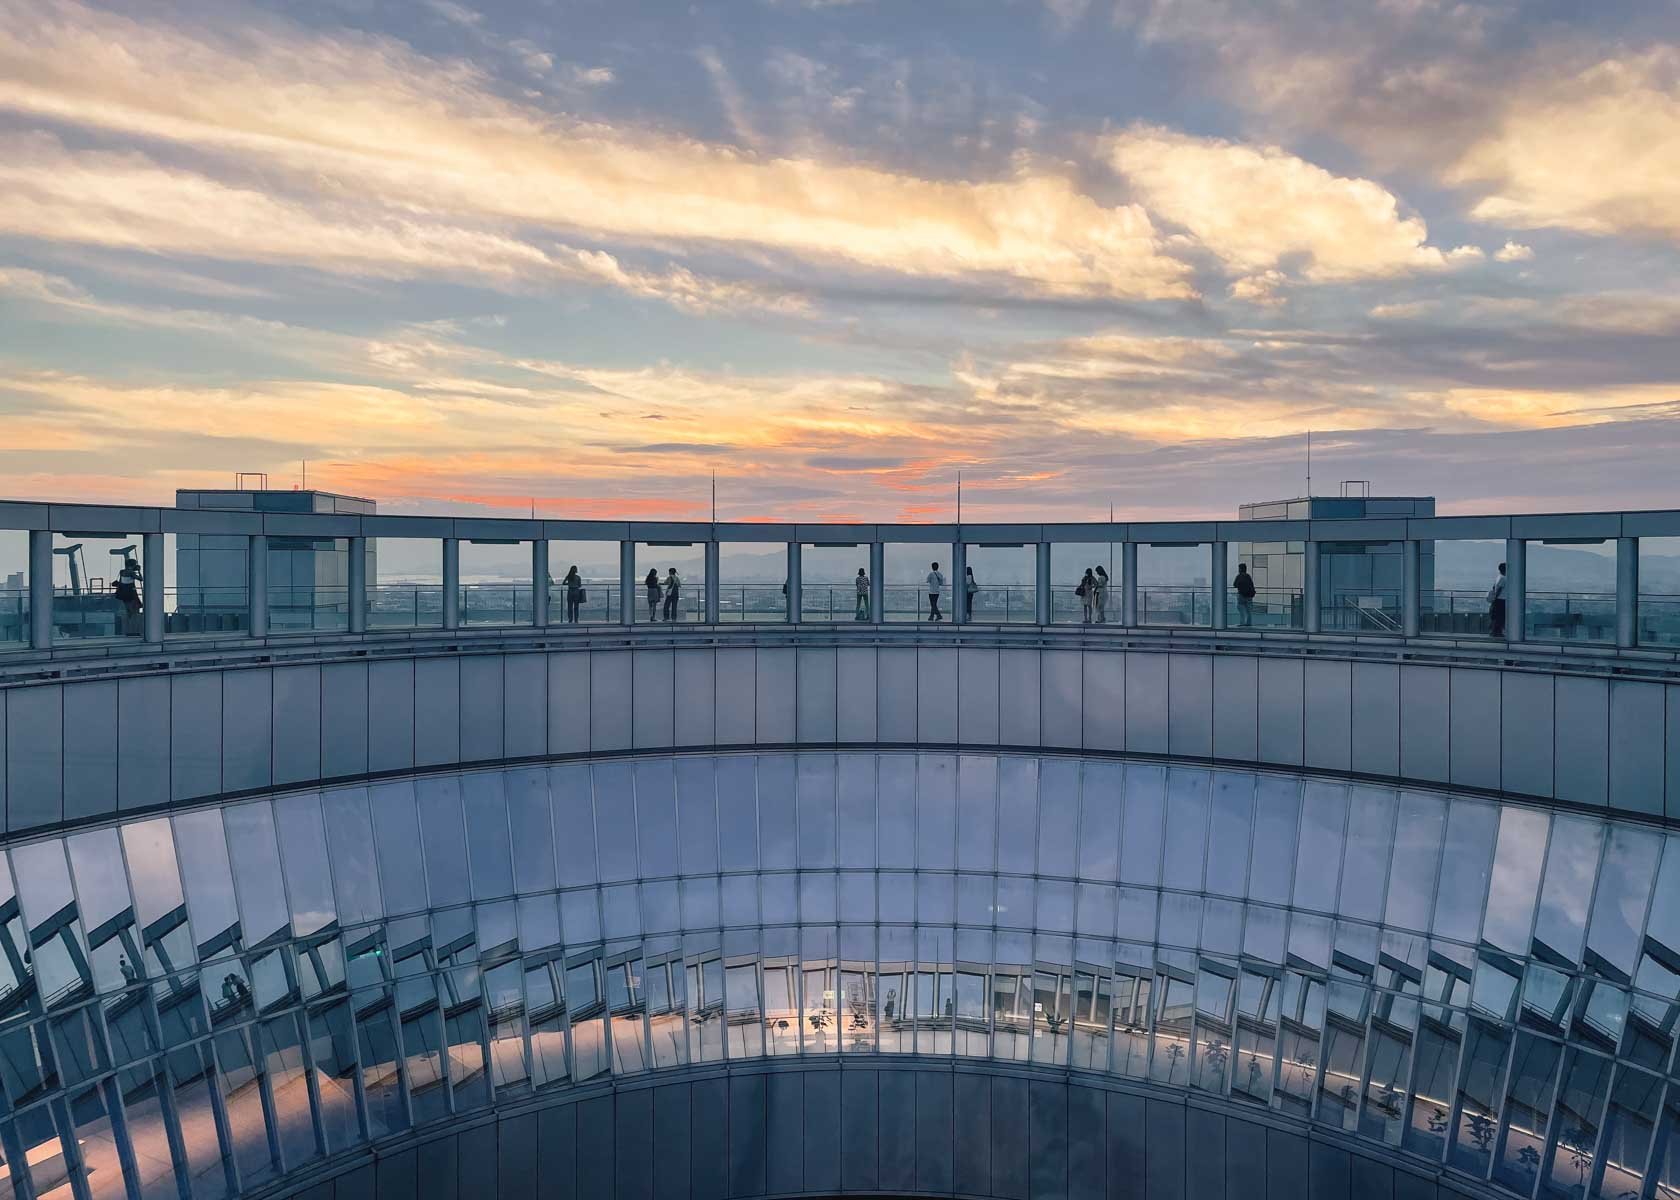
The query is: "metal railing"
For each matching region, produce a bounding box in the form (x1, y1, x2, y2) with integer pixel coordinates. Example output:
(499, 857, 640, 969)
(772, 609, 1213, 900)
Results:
(547, 583, 621, 624)
(369, 583, 447, 629)
(1222, 587, 1304, 630)
(0, 588, 25, 646)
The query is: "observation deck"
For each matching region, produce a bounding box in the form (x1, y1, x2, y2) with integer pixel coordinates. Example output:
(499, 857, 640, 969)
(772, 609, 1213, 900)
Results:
(0, 499, 1677, 1200)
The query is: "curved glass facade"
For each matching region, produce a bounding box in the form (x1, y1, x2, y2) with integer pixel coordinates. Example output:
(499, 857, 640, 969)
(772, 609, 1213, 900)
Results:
(0, 752, 1675, 1200)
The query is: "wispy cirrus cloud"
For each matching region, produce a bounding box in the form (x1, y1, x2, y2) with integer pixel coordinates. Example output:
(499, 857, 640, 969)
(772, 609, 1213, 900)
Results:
(0, 0, 1194, 302)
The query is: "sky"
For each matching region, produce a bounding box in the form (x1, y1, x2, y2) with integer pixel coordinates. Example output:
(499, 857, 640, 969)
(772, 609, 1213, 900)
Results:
(1, 0, 1678, 523)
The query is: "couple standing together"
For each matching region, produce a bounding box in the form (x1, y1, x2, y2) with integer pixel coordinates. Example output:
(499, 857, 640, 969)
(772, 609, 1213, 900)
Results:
(643, 568, 682, 621)
(1075, 566, 1110, 622)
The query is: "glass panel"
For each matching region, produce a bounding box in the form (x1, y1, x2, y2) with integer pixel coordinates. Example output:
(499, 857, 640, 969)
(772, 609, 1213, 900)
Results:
(961, 543, 1036, 623)
(638, 540, 705, 623)
(1542, 1049, 1613, 1199)
(415, 777, 471, 908)
(1493, 1031, 1562, 1193)
(165, 531, 248, 636)
(0, 528, 27, 649)
(268, 535, 349, 632)
(309, 1001, 361, 1152)
(51, 533, 144, 641)
(882, 542, 953, 623)
(547, 539, 620, 624)
(1423, 538, 1501, 636)
(1481, 807, 1549, 955)
(799, 543, 871, 622)
(1317, 540, 1403, 633)
(1638, 535, 1680, 645)
(1137, 542, 1211, 626)
(1050, 541, 1117, 625)
(1292, 782, 1347, 913)
(1385, 791, 1446, 932)
(1595, 1066, 1661, 1200)
(461, 772, 515, 900)
(321, 786, 384, 925)
(797, 755, 838, 870)
(459, 539, 532, 626)
(1525, 538, 1616, 642)
(1534, 815, 1606, 967)
(367, 537, 441, 629)
(1225, 537, 1302, 629)
(1432, 798, 1498, 944)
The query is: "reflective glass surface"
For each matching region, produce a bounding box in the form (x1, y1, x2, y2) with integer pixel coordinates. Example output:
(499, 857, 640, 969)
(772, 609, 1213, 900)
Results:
(0, 752, 1673, 1200)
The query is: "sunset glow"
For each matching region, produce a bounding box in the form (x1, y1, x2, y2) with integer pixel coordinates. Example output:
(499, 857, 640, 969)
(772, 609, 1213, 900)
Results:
(3, 0, 1678, 520)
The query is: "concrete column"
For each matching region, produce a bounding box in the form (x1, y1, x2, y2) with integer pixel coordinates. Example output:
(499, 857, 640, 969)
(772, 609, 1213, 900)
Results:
(1402, 538, 1420, 638)
(951, 541, 967, 625)
(619, 540, 636, 626)
(1303, 541, 1321, 633)
(1210, 540, 1227, 630)
(348, 535, 367, 633)
(249, 533, 268, 638)
(869, 542, 885, 623)
(1120, 542, 1138, 625)
(532, 539, 549, 627)
(1035, 543, 1052, 625)
(443, 538, 460, 629)
(704, 541, 720, 624)
(787, 542, 802, 622)
(28, 530, 51, 649)
(1617, 535, 1638, 649)
(143, 531, 164, 643)
(1504, 538, 1525, 642)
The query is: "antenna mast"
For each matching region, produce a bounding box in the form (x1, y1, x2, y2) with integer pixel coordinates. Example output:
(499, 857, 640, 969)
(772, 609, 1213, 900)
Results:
(1305, 431, 1312, 499)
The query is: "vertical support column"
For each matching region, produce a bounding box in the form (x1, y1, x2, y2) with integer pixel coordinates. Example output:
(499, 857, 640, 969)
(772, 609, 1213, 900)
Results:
(1402, 538, 1420, 638)
(1504, 537, 1525, 643)
(786, 542, 802, 622)
(1120, 542, 1138, 626)
(950, 540, 966, 625)
(704, 541, 720, 624)
(249, 533, 268, 638)
(28, 529, 52, 649)
(1303, 540, 1321, 633)
(348, 535, 367, 633)
(531, 539, 549, 627)
(619, 539, 636, 626)
(443, 538, 461, 629)
(1617, 535, 1638, 649)
(1035, 542, 1052, 625)
(869, 542, 885, 624)
(143, 530, 164, 643)
(1210, 540, 1228, 630)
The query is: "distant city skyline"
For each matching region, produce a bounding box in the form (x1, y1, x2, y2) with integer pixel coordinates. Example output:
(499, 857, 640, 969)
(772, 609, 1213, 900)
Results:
(1, 0, 1677, 521)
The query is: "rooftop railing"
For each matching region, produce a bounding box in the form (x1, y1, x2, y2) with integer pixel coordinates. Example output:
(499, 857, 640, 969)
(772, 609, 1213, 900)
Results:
(2, 501, 1679, 653)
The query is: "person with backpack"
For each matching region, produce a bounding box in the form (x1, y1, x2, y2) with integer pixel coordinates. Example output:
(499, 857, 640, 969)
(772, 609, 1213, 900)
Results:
(644, 568, 662, 622)
(964, 566, 978, 620)
(926, 561, 946, 621)
(855, 567, 870, 620)
(663, 567, 682, 621)
(1077, 568, 1096, 622)
(1233, 562, 1257, 627)
(1488, 562, 1507, 637)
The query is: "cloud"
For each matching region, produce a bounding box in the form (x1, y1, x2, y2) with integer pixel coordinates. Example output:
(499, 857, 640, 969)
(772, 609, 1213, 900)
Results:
(1106, 126, 1471, 283)
(0, 0, 1193, 301)
(1494, 240, 1534, 262)
(0, 135, 807, 314)
(1448, 51, 1680, 240)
